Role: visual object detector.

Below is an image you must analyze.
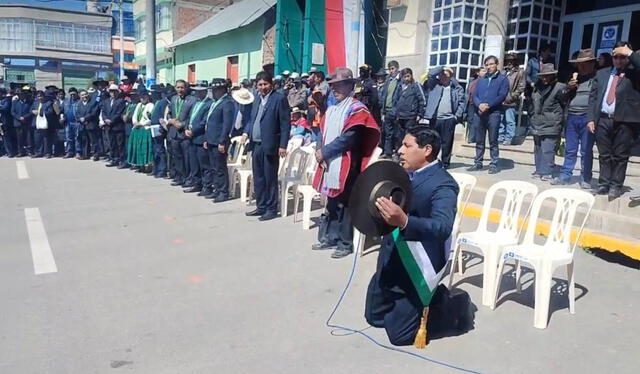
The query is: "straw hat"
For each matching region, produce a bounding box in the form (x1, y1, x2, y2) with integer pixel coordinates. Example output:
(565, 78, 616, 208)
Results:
(232, 87, 255, 105)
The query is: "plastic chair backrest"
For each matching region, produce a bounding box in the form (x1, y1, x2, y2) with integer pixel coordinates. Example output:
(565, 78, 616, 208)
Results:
(450, 172, 477, 209)
(521, 188, 595, 253)
(228, 136, 246, 164)
(279, 137, 304, 176)
(300, 146, 318, 184)
(283, 147, 310, 180)
(476, 180, 539, 236)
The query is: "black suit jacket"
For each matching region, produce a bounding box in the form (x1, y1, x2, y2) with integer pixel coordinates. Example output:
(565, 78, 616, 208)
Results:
(244, 91, 291, 155)
(188, 98, 212, 145)
(168, 94, 197, 140)
(101, 98, 126, 131)
(376, 162, 459, 294)
(76, 100, 100, 130)
(202, 95, 235, 146)
(11, 99, 33, 128)
(588, 51, 640, 125)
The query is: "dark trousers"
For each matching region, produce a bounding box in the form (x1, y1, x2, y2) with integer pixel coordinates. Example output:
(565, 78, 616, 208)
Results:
(321, 196, 354, 250)
(79, 128, 100, 158)
(434, 117, 457, 167)
(2, 125, 17, 156)
(595, 118, 636, 190)
(466, 103, 477, 143)
(34, 128, 55, 156)
(251, 142, 279, 214)
(384, 117, 416, 156)
(209, 145, 229, 197)
(533, 135, 557, 176)
(16, 125, 34, 155)
(560, 113, 594, 182)
(101, 127, 111, 159)
(365, 271, 422, 346)
(473, 111, 502, 167)
(198, 146, 212, 190)
(108, 130, 125, 163)
(153, 136, 168, 177)
(185, 141, 200, 185)
(169, 138, 185, 181)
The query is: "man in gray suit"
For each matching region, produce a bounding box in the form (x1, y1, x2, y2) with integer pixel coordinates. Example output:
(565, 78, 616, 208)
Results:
(587, 41, 640, 200)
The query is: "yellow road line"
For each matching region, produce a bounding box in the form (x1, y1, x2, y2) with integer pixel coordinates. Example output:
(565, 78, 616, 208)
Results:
(460, 204, 640, 261)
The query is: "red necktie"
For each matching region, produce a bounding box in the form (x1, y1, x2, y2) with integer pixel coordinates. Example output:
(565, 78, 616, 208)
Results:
(606, 74, 622, 105)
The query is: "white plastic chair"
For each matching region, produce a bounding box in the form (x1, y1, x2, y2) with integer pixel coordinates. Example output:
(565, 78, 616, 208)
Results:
(231, 152, 253, 204)
(279, 147, 311, 217)
(491, 188, 595, 329)
(292, 145, 322, 229)
(227, 136, 248, 184)
(448, 180, 539, 307)
(448, 172, 477, 265)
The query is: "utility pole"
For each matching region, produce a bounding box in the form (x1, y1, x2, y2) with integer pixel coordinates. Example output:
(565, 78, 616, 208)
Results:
(117, 0, 125, 81)
(145, 0, 157, 85)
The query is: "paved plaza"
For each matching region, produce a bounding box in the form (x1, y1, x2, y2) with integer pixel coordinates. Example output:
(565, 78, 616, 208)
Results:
(0, 157, 638, 374)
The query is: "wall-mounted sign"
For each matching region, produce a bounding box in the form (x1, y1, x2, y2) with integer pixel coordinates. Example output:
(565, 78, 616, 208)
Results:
(596, 21, 623, 57)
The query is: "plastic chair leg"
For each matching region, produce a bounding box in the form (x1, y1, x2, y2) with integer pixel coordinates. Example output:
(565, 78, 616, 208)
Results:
(567, 262, 575, 314)
(240, 174, 249, 204)
(302, 192, 312, 230)
(447, 243, 461, 288)
(280, 183, 290, 217)
(491, 257, 507, 310)
(481, 249, 499, 307)
(293, 191, 300, 223)
(533, 262, 553, 329)
(457, 246, 464, 274)
(354, 229, 365, 256)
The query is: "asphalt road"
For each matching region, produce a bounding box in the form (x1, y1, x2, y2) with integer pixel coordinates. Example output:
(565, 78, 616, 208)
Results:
(0, 157, 638, 374)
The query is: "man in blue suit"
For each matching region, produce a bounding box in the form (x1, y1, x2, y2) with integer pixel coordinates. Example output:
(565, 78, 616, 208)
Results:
(11, 88, 34, 157)
(365, 126, 459, 346)
(243, 71, 291, 221)
(200, 78, 235, 202)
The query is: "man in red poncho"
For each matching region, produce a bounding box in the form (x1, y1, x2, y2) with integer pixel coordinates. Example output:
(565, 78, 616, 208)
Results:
(312, 67, 381, 259)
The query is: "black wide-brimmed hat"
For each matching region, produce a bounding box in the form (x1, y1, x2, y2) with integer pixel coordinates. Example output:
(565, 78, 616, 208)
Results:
(210, 78, 228, 89)
(348, 160, 412, 237)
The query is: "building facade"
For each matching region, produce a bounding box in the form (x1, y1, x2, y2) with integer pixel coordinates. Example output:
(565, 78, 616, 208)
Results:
(110, 0, 137, 78)
(0, 4, 112, 90)
(172, 0, 275, 85)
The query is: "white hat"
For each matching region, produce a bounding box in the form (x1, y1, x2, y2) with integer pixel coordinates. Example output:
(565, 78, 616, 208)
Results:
(108, 84, 119, 91)
(282, 70, 291, 76)
(231, 87, 255, 105)
(290, 72, 300, 79)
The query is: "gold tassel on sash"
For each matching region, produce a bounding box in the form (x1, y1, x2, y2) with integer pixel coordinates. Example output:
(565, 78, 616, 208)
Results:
(413, 307, 429, 349)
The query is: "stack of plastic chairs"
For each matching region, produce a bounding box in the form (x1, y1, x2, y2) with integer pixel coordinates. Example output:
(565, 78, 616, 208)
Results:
(491, 188, 595, 329)
(448, 173, 477, 263)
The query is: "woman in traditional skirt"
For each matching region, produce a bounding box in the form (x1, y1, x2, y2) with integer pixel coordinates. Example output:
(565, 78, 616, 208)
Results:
(127, 87, 154, 172)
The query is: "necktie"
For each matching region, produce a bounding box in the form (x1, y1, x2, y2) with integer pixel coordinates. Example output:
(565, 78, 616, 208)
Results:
(606, 74, 621, 105)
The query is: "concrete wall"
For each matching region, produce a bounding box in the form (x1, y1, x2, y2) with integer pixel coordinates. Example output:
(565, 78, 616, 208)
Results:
(385, 0, 432, 74)
(174, 20, 264, 83)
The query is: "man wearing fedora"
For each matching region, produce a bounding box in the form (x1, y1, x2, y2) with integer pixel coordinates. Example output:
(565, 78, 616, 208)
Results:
(552, 49, 598, 188)
(102, 84, 127, 167)
(311, 67, 380, 258)
(243, 71, 291, 221)
(148, 84, 171, 178)
(587, 41, 640, 200)
(230, 84, 255, 137)
(500, 53, 525, 145)
(199, 78, 235, 202)
(182, 81, 212, 193)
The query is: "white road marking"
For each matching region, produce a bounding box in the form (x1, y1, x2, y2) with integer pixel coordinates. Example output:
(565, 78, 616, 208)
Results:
(24, 208, 58, 275)
(16, 160, 29, 179)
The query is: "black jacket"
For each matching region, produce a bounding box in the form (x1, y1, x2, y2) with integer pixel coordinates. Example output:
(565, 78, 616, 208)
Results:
(390, 81, 426, 120)
(187, 98, 213, 145)
(101, 97, 126, 131)
(76, 100, 100, 130)
(11, 99, 33, 128)
(202, 95, 235, 146)
(244, 91, 291, 155)
(529, 81, 568, 136)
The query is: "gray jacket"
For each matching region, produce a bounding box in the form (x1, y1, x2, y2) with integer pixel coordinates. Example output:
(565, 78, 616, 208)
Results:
(423, 66, 467, 120)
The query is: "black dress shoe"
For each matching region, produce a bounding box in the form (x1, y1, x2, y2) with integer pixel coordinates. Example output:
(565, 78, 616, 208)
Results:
(466, 164, 483, 172)
(258, 212, 278, 221)
(592, 186, 609, 195)
(170, 180, 185, 186)
(213, 195, 229, 203)
(197, 189, 213, 197)
(608, 188, 622, 200)
(245, 209, 265, 217)
(183, 186, 202, 193)
(488, 166, 499, 174)
(92, 155, 100, 161)
(63, 154, 73, 159)
(205, 191, 220, 199)
(311, 242, 337, 251)
(117, 163, 130, 169)
(331, 248, 353, 259)
(106, 162, 118, 167)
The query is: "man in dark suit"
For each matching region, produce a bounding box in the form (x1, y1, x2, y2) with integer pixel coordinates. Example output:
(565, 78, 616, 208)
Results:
(76, 90, 101, 160)
(183, 82, 213, 194)
(0, 88, 16, 157)
(149, 85, 171, 178)
(200, 78, 235, 202)
(587, 41, 640, 200)
(365, 126, 459, 346)
(167, 80, 197, 186)
(101, 84, 127, 167)
(243, 71, 291, 221)
(11, 88, 34, 157)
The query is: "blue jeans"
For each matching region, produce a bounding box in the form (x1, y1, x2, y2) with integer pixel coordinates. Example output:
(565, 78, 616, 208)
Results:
(65, 122, 80, 155)
(560, 113, 594, 182)
(473, 111, 502, 167)
(499, 107, 517, 143)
